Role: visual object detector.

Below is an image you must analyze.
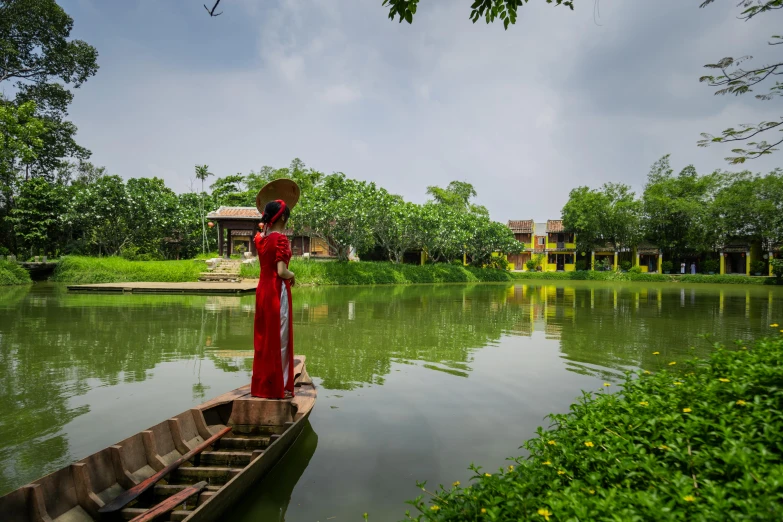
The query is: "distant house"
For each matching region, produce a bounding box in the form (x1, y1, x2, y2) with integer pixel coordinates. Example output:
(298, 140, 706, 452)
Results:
(506, 219, 577, 272)
(206, 206, 334, 258)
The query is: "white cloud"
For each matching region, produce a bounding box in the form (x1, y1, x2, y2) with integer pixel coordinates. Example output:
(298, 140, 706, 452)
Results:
(322, 84, 362, 104)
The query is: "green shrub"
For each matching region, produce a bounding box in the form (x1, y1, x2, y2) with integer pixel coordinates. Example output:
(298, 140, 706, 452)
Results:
(525, 259, 537, 271)
(628, 266, 642, 274)
(239, 259, 515, 285)
(751, 260, 767, 274)
(662, 260, 673, 273)
(574, 260, 587, 271)
(772, 258, 783, 279)
(0, 259, 32, 285)
(0, 246, 10, 256)
(487, 254, 510, 271)
(405, 336, 783, 521)
(702, 259, 719, 274)
(620, 260, 632, 271)
(50, 256, 204, 283)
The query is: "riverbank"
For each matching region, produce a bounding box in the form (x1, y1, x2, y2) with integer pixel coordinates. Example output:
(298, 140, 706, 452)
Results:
(406, 333, 783, 521)
(241, 259, 514, 285)
(50, 256, 204, 284)
(0, 260, 32, 285)
(511, 270, 779, 285)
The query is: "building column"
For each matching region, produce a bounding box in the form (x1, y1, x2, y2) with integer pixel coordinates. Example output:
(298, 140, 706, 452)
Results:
(217, 225, 224, 257)
(635, 252, 640, 268)
(720, 253, 725, 275)
(613, 252, 618, 271)
(226, 230, 232, 259)
(746, 250, 751, 276)
(657, 252, 663, 273)
(770, 252, 775, 277)
(591, 251, 595, 271)
(421, 250, 426, 266)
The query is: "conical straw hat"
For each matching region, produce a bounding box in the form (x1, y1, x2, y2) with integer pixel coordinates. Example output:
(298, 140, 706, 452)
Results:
(255, 178, 300, 213)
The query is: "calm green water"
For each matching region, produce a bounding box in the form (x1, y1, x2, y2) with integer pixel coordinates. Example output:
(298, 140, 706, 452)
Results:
(1, 282, 781, 520)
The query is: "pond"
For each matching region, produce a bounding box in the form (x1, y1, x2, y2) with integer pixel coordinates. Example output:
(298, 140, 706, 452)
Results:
(1, 282, 781, 520)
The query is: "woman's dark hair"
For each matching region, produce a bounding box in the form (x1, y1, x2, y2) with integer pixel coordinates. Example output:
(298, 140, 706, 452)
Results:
(260, 200, 291, 225)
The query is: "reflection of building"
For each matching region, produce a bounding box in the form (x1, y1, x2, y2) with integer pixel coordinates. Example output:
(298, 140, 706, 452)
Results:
(504, 284, 576, 338)
(206, 207, 335, 258)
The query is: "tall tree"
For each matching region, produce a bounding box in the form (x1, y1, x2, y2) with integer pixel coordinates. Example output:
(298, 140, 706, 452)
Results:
(7, 175, 62, 256)
(194, 164, 213, 254)
(698, 0, 783, 163)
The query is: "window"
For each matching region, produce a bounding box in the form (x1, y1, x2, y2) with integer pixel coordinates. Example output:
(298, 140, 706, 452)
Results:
(538, 237, 545, 246)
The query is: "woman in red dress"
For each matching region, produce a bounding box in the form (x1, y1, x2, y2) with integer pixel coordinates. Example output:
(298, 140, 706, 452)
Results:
(251, 199, 296, 399)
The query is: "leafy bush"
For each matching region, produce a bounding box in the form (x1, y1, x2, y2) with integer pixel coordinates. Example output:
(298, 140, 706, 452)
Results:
(574, 260, 587, 271)
(120, 245, 163, 262)
(620, 260, 632, 271)
(628, 266, 642, 274)
(0, 246, 10, 256)
(662, 260, 673, 273)
(525, 259, 537, 271)
(50, 256, 203, 283)
(772, 258, 783, 279)
(405, 336, 783, 521)
(0, 259, 32, 285)
(702, 259, 719, 274)
(751, 260, 767, 274)
(487, 253, 510, 271)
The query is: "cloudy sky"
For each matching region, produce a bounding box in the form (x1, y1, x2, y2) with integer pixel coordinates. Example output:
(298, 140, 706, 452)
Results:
(56, 0, 779, 222)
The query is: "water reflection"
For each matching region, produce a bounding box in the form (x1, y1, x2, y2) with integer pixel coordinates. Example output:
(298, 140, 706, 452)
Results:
(0, 282, 781, 498)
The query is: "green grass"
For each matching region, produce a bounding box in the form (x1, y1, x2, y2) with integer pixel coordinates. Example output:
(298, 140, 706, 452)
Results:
(511, 270, 778, 285)
(240, 259, 514, 285)
(50, 256, 204, 283)
(405, 333, 783, 521)
(0, 260, 32, 285)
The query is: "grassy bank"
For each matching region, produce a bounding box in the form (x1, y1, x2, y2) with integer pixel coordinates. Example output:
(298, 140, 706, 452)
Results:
(50, 256, 203, 284)
(511, 270, 779, 285)
(240, 259, 514, 285)
(0, 260, 32, 286)
(405, 332, 783, 521)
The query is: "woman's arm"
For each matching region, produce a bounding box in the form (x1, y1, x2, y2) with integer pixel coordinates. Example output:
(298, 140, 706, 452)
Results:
(277, 261, 295, 285)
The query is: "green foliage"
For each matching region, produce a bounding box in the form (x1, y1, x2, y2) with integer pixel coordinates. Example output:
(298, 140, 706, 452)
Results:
(628, 265, 642, 274)
(620, 260, 632, 271)
(487, 253, 510, 271)
(702, 259, 719, 274)
(382, 0, 574, 30)
(751, 260, 767, 274)
(562, 183, 642, 251)
(698, 1, 783, 164)
(0, 259, 32, 285)
(511, 271, 775, 285)
(662, 260, 674, 273)
(770, 258, 783, 279)
(574, 260, 587, 271)
(406, 336, 783, 521)
(50, 255, 203, 283)
(239, 258, 514, 285)
(525, 259, 537, 271)
(7, 175, 62, 255)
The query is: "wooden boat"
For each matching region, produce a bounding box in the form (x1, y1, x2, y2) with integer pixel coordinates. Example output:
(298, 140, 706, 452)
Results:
(1, 356, 316, 522)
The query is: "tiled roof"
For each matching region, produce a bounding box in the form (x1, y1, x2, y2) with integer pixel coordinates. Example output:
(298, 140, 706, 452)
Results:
(206, 206, 262, 219)
(546, 220, 564, 233)
(507, 220, 533, 233)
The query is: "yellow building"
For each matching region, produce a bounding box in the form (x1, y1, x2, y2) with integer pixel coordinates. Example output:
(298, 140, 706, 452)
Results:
(507, 219, 534, 270)
(544, 220, 576, 272)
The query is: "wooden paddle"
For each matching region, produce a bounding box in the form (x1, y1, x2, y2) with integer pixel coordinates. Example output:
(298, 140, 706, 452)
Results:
(99, 426, 232, 514)
(129, 481, 208, 522)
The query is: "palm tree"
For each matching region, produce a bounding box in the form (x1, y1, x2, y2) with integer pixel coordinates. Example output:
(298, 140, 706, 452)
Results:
(195, 165, 214, 254)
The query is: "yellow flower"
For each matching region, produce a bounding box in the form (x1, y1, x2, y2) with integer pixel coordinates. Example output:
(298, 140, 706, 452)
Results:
(741, 346, 748, 350)
(481, 508, 487, 514)
(683, 408, 692, 413)
(684, 495, 695, 502)
(537, 508, 552, 521)
(658, 444, 671, 451)
(484, 473, 491, 477)
(668, 361, 677, 366)
(652, 351, 660, 355)
(771, 323, 779, 327)
(639, 401, 649, 406)
(643, 370, 651, 375)
(603, 382, 611, 387)
(508, 465, 514, 471)
(542, 460, 552, 466)
(736, 399, 746, 406)
(430, 505, 440, 511)
(588, 489, 595, 495)
(584, 441, 594, 448)
(548, 440, 557, 445)
(718, 378, 730, 383)
(673, 382, 683, 386)
(452, 481, 460, 487)
(557, 470, 566, 475)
